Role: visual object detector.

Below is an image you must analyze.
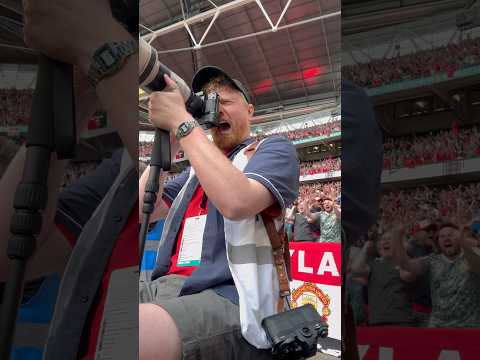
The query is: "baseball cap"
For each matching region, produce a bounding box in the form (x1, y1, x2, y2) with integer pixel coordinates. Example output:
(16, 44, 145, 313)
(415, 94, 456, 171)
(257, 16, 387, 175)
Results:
(192, 66, 251, 104)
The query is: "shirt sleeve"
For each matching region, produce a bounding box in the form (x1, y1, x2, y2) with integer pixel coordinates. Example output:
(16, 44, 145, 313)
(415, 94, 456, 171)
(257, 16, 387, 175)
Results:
(55, 148, 123, 237)
(162, 167, 190, 206)
(243, 136, 300, 212)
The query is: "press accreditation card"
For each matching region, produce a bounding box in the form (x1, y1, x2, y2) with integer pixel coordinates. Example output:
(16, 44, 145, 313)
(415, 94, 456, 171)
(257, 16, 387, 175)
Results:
(95, 266, 138, 360)
(177, 215, 206, 266)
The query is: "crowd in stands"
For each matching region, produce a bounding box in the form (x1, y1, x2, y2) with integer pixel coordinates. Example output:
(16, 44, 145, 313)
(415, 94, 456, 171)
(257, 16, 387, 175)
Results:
(383, 125, 480, 170)
(377, 182, 480, 234)
(0, 88, 34, 127)
(348, 182, 480, 328)
(300, 158, 340, 176)
(343, 36, 480, 88)
(139, 122, 341, 160)
(255, 121, 341, 142)
(284, 181, 341, 243)
(297, 181, 341, 207)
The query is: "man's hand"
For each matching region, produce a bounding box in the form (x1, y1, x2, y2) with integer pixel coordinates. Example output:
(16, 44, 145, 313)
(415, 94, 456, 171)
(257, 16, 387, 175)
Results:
(23, 0, 132, 75)
(149, 74, 192, 133)
(333, 202, 341, 219)
(461, 226, 480, 250)
(461, 225, 480, 274)
(364, 240, 375, 253)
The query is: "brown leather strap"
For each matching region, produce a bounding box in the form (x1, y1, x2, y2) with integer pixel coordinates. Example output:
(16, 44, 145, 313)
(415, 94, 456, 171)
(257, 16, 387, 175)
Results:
(261, 212, 291, 312)
(244, 140, 291, 312)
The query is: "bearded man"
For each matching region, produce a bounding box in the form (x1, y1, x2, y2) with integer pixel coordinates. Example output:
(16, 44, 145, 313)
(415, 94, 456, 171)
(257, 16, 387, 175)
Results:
(305, 196, 341, 243)
(139, 66, 300, 360)
(392, 223, 480, 328)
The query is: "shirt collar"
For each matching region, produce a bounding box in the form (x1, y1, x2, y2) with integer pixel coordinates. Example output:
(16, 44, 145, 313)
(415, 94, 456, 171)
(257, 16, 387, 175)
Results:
(226, 137, 255, 159)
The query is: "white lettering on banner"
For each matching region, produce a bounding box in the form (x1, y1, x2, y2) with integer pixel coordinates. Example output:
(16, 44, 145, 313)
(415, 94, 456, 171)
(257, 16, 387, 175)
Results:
(379, 347, 393, 360)
(357, 346, 463, 360)
(298, 251, 313, 274)
(317, 252, 339, 276)
(358, 346, 394, 360)
(290, 249, 340, 277)
(438, 351, 461, 360)
(358, 345, 369, 359)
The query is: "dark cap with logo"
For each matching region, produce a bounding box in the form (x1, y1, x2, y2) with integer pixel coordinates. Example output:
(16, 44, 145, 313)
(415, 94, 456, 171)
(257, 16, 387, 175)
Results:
(192, 66, 251, 103)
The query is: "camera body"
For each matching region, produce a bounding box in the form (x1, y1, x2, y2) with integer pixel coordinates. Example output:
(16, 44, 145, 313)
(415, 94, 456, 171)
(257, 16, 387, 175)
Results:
(262, 304, 328, 359)
(187, 91, 220, 130)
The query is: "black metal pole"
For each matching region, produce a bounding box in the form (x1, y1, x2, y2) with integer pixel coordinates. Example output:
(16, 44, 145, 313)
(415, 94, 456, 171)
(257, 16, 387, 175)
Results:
(0, 56, 55, 359)
(139, 128, 170, 265)
(0, 55, 75, 359)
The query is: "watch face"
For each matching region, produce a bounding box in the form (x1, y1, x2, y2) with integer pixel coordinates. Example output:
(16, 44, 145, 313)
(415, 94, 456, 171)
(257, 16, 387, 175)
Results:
(100, 50, 116, 67)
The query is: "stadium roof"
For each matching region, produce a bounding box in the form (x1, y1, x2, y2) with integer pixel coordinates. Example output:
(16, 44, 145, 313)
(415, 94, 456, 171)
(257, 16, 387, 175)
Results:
(140, 0, 341, 112)
(343, 0, 475, 47)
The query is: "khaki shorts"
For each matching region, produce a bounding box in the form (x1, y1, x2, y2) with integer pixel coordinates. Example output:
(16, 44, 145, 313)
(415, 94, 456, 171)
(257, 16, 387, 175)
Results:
(139, 275, 273, 360)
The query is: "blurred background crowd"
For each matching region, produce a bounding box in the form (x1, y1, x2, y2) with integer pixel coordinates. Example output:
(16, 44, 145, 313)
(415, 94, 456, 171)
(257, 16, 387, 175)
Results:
(383, 125, 480, 169)
(0, 89, 33, 127)
(343, 36, 480, 88)
(346, 181, 480, 328)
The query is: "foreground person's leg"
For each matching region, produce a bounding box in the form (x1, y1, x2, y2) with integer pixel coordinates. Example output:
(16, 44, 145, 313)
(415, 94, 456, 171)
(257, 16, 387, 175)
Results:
(139, 303, 181, 360)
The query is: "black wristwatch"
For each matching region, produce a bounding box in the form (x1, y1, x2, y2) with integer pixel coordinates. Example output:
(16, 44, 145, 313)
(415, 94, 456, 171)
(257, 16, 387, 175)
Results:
(87, 40, 137, 87)
(176, 120, 199, 140)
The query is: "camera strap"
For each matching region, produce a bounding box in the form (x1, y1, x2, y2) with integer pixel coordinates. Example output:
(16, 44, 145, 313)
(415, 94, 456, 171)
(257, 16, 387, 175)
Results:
(261, 212, 291, 312)
(244, 140, 291, 313)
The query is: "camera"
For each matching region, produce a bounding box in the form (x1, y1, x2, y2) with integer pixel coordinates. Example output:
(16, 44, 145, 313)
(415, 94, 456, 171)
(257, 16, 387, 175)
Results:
(262, 304, 328, 359)
(138, 37, 220, 129)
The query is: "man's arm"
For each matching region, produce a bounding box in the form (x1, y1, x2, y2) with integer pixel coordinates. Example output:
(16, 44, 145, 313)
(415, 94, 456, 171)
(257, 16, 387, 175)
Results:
(179, 127, 276, 220)
(391, 227, 427, 278)
(0, 0, 138, 281)
(304, 198, 320, 224)
(149, 76, 299, 220)
(461, 227, 480, 275)
(23, 0, 137, 161)
(350, 241, 373, 277)
(285, 205, 297, 223)
(333, 202, 341, 220)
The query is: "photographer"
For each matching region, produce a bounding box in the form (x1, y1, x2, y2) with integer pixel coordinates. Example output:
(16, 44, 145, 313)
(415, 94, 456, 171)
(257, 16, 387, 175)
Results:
(139, 67, 300, 360)
(1, 0, 138, 358)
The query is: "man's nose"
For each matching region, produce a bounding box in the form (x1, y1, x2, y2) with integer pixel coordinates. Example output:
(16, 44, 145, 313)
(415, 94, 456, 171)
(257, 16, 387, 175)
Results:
(218, 103, 226, 116)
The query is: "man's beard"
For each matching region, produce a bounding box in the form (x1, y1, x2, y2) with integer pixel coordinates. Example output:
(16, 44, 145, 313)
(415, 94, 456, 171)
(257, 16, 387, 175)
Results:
(211, 120, 249, 152)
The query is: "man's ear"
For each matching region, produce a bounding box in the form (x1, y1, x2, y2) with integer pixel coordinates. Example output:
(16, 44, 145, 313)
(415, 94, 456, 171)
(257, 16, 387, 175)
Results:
(247, 103, 254, 116)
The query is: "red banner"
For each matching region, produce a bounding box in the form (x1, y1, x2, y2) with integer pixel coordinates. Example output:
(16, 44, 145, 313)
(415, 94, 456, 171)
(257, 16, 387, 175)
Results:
(357, 326, 480, 360)
(289, 242, 341, 286)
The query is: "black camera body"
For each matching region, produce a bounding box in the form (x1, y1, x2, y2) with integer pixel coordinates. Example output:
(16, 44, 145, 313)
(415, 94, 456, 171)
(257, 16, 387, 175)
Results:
(262, 304, 328, 360)
(187, 92, 220, 130)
